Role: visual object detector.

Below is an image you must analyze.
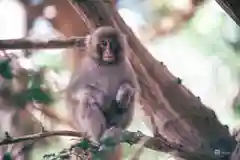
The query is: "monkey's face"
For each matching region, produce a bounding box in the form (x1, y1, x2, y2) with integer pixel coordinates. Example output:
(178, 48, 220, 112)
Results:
(97, 36, 122, 64)
(88, 27, 125, 65)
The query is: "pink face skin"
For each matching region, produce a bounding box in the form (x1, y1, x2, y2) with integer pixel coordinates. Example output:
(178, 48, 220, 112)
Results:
(102, 40, 115, 63)
(103, 50, 115, 62)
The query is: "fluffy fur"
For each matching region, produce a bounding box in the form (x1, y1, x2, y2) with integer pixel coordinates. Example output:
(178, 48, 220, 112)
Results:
(66, 26, 139, 159)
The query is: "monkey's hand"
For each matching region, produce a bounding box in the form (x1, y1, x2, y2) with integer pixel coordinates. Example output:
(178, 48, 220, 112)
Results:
(106, 83, 135, 128)
(116, 83, 135, 109)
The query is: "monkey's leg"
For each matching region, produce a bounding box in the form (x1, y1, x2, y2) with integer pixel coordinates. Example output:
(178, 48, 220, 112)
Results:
(73, 88, 107, 143)
(97, 83, 136, 160)
(99, 127, 123, 160)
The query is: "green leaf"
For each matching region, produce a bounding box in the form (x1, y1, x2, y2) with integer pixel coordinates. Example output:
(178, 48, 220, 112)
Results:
(0, 59, 13, 79)
(28, 73, 43, 89)
(234, 103, 240, 118)
(12, 88, 54, 108)
(91, 146, 108, 160)
(3, 152, 12, 160)
(100, 137, 117, 147)
(77, 139, 91, 150)
(176, 77, 182, 84)
(27, 88, 53, 104)
(91, 152, 106, 160)
(12, 87, 54, 108)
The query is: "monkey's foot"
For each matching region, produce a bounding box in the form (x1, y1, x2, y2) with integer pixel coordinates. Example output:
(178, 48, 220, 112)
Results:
(99, 127, 123, 148)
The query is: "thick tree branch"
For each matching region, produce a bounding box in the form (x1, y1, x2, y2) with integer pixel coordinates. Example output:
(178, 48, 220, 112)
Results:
(216, 0, 240, 26)
(66, 0, 236, 159)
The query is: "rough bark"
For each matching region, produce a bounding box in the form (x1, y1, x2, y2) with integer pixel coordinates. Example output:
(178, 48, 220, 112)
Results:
(20, 0, 238, 159)
(214, 0, 240, 159)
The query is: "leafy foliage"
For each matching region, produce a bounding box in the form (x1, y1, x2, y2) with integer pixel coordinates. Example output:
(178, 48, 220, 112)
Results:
(11, 70, 54, 108)
(28, 88, 53, 104)
(2, 152, 12, 160)
(12, 88, 54, 108)
(77, 139, 91, 150)
(28, 70, 54, 104)
(0, 59, 13, 79)
(43, 131, 144, 160)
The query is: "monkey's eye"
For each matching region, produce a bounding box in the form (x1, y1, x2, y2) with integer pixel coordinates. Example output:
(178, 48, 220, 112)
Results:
(101, 40, 108, 47)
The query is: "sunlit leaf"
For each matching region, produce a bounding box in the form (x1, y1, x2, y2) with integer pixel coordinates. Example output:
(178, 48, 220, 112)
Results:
(32, 52, 64, 72)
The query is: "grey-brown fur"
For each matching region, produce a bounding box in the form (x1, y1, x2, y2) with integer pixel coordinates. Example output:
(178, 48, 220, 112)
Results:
(66, 26, 139, 148)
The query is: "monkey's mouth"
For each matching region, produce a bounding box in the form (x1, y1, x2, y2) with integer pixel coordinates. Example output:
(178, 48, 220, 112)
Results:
(103, 53, 115, 62)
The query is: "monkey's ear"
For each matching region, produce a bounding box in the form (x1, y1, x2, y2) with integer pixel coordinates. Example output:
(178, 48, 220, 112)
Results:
(121, 34, 128, 43)
(121, 34, 128, 48)
(84, 34, 92, 46)
(121, 33, 127, 40)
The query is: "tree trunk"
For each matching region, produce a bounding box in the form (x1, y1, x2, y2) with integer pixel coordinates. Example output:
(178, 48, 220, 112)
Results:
(215, 0, 240, 26)
(21, 0, 238, 159)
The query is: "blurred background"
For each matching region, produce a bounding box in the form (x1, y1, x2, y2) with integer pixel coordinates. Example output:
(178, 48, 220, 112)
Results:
(1, 0, 240, 159)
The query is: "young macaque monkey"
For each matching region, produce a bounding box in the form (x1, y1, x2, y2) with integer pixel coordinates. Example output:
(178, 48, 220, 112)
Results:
(66, 26, 139, 159)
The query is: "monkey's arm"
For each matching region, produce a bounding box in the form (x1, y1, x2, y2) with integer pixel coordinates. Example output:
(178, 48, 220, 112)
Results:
(69, 87, 107, 143)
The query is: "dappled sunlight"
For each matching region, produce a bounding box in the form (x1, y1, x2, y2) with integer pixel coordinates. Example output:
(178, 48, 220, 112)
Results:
(119, 0, 240, 128)
(0, 0, 26, 39)
(1, 0, 240, 159)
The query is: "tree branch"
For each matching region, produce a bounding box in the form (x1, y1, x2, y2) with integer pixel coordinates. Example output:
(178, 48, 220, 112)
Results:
(0, 131, 82, 145)
(0, 37, 85, 50)
(0, 130, 217, 160)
